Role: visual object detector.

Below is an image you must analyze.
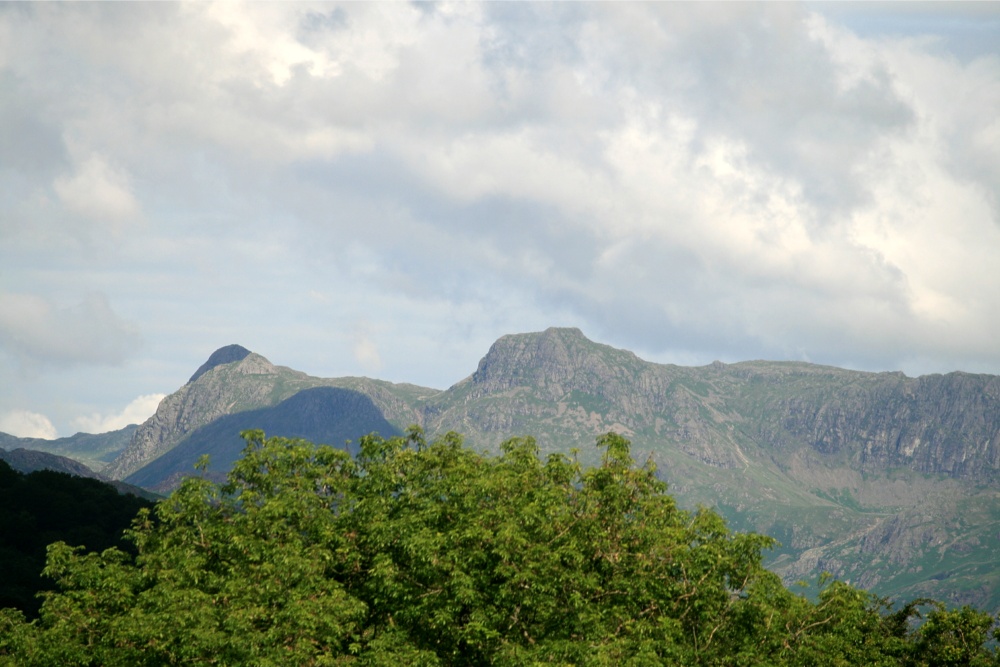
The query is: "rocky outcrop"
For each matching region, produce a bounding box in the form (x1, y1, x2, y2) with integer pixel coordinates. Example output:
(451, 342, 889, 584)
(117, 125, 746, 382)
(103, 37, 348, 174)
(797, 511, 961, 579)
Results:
(187, 344, 252, 384)
(751, 369, 1000, 482)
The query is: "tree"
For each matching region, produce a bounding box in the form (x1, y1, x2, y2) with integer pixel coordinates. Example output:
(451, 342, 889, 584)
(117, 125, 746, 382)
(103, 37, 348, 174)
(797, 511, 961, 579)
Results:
(0, 460, 153, 618)
(2, 429, 997, 666)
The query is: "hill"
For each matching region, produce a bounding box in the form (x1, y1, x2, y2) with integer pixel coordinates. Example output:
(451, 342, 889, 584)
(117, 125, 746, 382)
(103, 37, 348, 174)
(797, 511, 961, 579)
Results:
(125, 387, 402, 492)
(0, 426, 137, 473)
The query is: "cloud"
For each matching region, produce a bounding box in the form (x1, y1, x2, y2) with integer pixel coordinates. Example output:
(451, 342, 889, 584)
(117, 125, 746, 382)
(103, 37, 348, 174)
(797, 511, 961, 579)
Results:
(53, 153, 140, 228)
(352, 322, 383, 374)
(0, 292, 141, 367)
(72, 393, 165, 434)
(0, 409, 58, 440)
(0, 0, 999, 436)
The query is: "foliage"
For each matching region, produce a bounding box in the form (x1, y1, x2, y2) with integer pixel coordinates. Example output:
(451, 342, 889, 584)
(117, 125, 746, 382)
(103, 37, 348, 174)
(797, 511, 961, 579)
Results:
(1, 430, 998, 665)
(0, 460, 154, 617)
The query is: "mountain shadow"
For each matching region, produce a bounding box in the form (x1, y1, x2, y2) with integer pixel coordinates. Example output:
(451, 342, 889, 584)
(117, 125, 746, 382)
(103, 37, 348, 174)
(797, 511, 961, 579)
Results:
(125, 387, 401, 491)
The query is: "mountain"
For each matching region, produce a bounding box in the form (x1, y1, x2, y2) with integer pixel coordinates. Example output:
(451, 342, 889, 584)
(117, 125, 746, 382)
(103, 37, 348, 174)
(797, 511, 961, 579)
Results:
(104, 351, 431, 481)
(125, 387, 402, 493)
(96, 328, 1000, 611)
(0, 447, 102, 478)
(0, 426, 137, 473)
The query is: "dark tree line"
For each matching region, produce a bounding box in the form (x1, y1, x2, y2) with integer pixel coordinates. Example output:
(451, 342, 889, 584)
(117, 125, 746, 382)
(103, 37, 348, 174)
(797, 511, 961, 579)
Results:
(0, 460, 154, 617)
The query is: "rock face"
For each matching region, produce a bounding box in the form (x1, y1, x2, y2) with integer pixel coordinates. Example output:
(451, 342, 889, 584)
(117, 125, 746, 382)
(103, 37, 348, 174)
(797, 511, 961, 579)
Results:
(752, 369, 1000, 482)
(469, 328, 646, 399)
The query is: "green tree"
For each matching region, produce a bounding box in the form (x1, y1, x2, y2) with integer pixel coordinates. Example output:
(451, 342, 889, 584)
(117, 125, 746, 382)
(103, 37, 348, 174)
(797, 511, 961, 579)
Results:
(2, 429, 997, 666)
(910, 604, 998, 667)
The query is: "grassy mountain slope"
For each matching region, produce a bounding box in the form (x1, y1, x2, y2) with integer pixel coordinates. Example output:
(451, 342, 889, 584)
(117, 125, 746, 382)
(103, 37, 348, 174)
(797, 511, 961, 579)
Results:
(0, 426, 137, 473)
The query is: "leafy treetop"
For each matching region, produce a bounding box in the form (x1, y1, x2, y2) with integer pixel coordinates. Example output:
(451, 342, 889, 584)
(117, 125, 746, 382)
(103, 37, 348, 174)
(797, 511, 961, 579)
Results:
(1, 429, 997, 666)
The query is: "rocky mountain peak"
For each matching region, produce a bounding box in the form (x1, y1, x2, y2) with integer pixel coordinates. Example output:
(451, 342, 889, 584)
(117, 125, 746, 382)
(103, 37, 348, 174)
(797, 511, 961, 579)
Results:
(232, 352, 279, 375)
(470, 327, 641, 398)
(106, 348, 281, 480)
(188, 344, 252, 384)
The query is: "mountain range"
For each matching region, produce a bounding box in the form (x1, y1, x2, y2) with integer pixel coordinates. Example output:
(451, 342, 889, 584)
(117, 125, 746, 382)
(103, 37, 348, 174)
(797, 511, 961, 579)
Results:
(7, 327, 1000, 611)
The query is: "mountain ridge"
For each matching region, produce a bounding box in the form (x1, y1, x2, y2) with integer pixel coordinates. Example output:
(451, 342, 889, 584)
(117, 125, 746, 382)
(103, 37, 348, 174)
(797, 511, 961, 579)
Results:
(56, 327, 1000, 611)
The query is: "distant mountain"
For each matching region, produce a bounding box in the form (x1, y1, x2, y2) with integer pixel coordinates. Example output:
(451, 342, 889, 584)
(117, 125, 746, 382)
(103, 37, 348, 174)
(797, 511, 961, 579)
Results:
(97, 328, 1000, 611)
(104, 351, 431, 481)
(0, 447, 101, 478)
(0, 447, 160, 502)
(125, 387, 402, 493)
(418, 329, 1000, 609)
(0, 425, 137, 473)
(187, 343, 252, 384)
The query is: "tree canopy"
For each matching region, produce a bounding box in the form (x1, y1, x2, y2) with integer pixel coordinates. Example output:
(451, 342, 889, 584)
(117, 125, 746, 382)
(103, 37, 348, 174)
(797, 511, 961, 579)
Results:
(1, 429, 998, 665)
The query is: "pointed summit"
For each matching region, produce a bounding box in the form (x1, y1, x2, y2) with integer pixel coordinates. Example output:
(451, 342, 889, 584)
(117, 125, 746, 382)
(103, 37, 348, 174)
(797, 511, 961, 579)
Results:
(188, 344, 252, 384)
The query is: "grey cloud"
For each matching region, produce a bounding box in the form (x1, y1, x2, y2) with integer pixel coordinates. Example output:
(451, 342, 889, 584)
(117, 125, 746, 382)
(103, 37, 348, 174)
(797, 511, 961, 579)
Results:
(0, 292, 141, 367)
(0, 72, 68, 176)
(598, 4, 913, 214)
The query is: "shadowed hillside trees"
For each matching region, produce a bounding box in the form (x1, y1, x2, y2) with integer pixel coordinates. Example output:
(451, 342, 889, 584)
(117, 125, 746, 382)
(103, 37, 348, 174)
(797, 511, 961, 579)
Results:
(0, 461, 154, 618)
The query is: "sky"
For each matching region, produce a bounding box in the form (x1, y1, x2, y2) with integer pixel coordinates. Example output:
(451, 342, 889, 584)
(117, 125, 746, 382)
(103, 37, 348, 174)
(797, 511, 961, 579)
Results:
(1, 2, 999, 439)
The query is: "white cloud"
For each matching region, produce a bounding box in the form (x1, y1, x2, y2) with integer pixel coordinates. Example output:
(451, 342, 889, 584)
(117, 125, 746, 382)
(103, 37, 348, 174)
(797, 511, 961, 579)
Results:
(0, 409, 58, 440)
(53, 153, 140, 228)
(72, 393, 165, 434)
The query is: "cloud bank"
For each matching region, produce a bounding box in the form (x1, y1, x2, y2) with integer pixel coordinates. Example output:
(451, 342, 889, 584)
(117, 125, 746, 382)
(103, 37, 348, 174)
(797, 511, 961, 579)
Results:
(0, 409, 58, 440)
(1, 2, 998, 434)
(72, 393, 165, 435)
